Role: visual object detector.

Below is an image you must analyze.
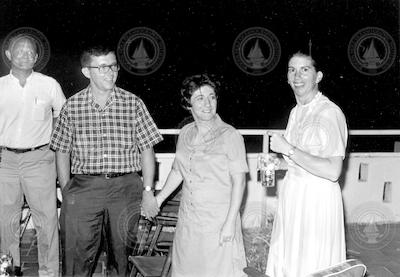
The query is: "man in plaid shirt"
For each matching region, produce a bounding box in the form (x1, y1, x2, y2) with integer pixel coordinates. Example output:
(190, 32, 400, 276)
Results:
(50, 45, 162, 276)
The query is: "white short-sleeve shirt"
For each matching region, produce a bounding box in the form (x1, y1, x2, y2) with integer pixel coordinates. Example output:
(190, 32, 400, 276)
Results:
(0, 71, 66, 148)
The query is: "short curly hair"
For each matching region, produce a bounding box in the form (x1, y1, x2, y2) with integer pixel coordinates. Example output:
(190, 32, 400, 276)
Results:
(180, 74, 220, 110)
(80, 45, 115, 67)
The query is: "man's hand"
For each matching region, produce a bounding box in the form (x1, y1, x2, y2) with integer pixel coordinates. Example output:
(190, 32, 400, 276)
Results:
(141, 191, 159, 218)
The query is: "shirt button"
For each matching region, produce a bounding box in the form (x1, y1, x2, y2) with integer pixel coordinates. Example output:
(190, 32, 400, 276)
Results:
(103, 154, 107, 158)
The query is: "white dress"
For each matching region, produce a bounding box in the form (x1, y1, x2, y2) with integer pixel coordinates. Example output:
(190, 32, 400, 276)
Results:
(266, 93, 348, 277)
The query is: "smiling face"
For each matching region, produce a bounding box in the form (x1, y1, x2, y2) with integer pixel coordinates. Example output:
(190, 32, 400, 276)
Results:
(81, 52, 118, 93)
(287, 54, 323, 105)
(189, 85, 217, 123)
(6, 36, 38, 72)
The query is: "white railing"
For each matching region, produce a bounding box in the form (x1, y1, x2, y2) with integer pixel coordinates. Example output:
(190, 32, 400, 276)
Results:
(159, 129, 400, 153)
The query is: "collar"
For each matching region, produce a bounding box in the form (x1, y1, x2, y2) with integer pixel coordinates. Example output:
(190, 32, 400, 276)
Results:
(9, 70, 35, 83)
(194, 113, 221, 128)
(85, 86, 127, 104)
(297, 91, 322, 107)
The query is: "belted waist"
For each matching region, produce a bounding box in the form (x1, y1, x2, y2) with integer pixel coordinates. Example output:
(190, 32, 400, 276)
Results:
(2, 144, 49, 154)
(79, 172, 132, 179)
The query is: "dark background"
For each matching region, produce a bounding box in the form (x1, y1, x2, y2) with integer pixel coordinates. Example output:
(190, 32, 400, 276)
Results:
(0, 0, 399, 151)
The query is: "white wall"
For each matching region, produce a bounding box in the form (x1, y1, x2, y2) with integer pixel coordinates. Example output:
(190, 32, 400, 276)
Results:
(341, 153, 400, 223)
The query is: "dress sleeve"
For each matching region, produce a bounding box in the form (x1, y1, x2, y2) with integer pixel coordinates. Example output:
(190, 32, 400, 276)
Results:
(225, 129, 249, 174)
(171, 131, 182, 172)
(305, 106, 348, 158)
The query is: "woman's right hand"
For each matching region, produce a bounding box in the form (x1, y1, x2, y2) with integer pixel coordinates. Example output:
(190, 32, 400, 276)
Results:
(269, 132, 292, 155)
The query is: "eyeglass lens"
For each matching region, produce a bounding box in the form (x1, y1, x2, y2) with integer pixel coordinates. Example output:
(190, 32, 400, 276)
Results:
(98, 64, 119, 73)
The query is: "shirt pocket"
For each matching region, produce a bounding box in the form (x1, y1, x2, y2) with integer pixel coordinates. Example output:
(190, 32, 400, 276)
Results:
(32, 98, 48, 121)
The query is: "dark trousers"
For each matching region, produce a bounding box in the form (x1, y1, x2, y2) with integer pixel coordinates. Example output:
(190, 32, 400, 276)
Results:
(60, 173, 142, 277)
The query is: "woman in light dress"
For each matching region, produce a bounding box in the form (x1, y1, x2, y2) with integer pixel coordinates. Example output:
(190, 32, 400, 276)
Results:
(266, 53, 348, 277)
(155, 74, 248, 277)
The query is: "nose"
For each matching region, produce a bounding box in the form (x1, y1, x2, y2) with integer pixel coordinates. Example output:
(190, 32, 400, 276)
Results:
(204, 97, 211, 107)
(104, 68, 116, 77)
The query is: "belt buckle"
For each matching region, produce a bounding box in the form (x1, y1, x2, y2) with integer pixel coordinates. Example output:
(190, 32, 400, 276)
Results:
(105, 173, 111, 179)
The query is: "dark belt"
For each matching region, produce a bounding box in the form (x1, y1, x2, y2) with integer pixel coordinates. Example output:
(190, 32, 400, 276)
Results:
(82, 172, 131, 179)
(3, 144, 48, 154)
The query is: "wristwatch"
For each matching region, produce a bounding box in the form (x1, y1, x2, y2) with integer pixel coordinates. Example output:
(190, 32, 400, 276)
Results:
(144, 186, 152, 192)
(288, 146, 296, 158)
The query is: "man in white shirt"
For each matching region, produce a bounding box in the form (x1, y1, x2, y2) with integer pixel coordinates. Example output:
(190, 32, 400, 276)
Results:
(0, 34, 66, 277)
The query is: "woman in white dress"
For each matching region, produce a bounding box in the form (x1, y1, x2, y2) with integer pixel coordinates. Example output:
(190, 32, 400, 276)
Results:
(266, 53, 348, 277)
(155, 74, 248, 277)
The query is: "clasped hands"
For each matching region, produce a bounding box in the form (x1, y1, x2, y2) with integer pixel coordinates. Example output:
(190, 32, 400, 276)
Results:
(141, 192, 160, 219)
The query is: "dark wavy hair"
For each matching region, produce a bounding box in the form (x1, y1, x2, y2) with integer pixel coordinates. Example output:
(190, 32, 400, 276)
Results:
(180, 74, 220, 110)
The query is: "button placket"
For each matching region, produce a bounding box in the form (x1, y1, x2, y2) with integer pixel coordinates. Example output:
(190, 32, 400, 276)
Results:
(188, 151, 194, 204)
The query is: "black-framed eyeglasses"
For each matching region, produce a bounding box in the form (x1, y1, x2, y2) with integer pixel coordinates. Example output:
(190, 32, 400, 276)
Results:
(85, 64, 120, 74)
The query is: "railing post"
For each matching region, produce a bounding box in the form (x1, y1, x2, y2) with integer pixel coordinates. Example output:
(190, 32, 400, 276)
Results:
(261, 132, 269, 229)
(262, 132, 269, 154)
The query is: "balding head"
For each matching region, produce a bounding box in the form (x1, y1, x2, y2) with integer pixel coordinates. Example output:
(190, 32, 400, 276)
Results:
(7, 34, 38, 53)
(5, 34, 38, 71)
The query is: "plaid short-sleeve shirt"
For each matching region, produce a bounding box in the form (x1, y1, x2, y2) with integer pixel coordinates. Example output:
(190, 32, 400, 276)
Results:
(50, 86, 163, 174)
